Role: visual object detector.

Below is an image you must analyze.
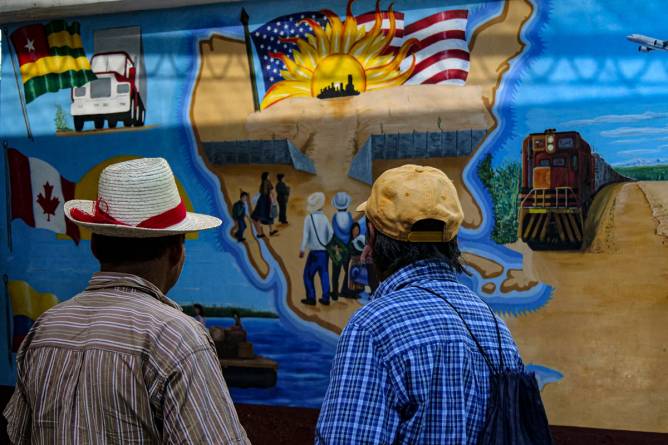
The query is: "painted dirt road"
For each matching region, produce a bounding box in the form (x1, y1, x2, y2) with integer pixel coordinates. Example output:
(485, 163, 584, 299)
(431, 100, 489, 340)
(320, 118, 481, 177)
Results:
(506, 182, 668, 431)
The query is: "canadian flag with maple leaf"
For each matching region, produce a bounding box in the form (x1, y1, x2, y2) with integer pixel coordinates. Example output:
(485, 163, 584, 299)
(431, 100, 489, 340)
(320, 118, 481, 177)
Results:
(6, 148, 80, 244)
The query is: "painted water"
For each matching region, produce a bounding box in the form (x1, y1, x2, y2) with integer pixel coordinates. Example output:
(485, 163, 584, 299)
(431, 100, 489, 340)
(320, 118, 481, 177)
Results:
(206, 317, 336, 407)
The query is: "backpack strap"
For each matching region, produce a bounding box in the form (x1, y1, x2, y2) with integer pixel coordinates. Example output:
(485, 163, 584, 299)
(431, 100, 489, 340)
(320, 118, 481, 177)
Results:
(310, 214, 328, 248)
(492, 304, 505, 371)
(414, 285, 502, 375)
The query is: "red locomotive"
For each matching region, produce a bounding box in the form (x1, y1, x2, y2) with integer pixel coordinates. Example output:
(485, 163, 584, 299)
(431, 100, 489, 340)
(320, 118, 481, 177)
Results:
(518, 129, 629, 250)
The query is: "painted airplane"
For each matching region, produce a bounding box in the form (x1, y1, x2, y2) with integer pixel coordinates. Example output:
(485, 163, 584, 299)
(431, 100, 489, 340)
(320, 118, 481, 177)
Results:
(627, 34, 668, 52)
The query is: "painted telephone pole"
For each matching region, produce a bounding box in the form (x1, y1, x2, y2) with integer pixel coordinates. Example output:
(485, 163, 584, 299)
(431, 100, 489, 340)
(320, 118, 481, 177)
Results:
(3, 274, 11, 367)
(2, 27, 34, 141)
(3, 141, 12, 253)
(240, 8, 260, 112)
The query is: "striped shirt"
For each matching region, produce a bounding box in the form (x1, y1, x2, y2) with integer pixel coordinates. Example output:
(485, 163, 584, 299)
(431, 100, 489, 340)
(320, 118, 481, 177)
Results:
(4, 272, 250, 444)
(316, 260, 524, 444)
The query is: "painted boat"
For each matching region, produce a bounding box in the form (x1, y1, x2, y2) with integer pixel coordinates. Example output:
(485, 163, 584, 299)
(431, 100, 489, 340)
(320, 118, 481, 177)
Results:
(210, 319, 278, 388)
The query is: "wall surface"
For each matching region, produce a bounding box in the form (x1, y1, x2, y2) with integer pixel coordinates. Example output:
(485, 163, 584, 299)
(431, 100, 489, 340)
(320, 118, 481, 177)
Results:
(0, 0, 240, 24)
(0, 0, 667, 434)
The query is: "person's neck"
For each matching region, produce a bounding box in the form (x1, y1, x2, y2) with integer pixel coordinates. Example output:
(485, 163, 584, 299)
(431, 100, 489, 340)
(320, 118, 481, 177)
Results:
(100, 262, 170, 294)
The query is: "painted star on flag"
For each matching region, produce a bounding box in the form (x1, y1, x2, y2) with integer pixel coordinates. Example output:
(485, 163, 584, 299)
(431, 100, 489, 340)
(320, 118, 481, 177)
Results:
(24, 38, 35, 52)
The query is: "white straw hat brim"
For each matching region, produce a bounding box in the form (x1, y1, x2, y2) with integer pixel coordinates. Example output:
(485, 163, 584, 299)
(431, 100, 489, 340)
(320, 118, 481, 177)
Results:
(307, 193, 326, 213)
(64, 200, 222, 238)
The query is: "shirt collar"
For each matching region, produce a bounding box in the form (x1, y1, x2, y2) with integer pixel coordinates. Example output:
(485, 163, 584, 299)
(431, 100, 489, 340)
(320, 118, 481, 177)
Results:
(86, 272, 182, 310)
(371, 259, 458, 300)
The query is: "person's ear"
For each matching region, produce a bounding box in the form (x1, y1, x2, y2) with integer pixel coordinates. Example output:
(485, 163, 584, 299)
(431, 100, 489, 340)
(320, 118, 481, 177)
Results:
(90, 234, 99, 260)
(168, 236, 185, 268)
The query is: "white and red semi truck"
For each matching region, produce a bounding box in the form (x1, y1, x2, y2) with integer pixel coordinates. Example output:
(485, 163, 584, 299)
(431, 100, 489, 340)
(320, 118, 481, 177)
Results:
(71, 27, 146, 131)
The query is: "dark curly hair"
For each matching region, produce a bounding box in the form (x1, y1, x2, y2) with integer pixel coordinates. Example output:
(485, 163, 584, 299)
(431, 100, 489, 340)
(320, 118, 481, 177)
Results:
(371, 219, 464, 280)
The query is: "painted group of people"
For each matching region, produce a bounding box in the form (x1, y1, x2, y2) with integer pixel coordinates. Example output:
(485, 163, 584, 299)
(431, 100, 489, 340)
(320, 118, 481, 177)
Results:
(299, 191, 377, 306)
(231, 177, 377, 307)
(232, 171, 290, 242)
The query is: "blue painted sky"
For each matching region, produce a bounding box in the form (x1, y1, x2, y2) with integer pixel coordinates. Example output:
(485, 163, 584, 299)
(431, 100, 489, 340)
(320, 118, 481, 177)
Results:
(495, 0, 668, 167)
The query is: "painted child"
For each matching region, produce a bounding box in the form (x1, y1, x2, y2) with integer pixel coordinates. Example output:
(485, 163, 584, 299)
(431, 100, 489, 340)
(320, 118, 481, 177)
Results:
(232, 191, 250, 242)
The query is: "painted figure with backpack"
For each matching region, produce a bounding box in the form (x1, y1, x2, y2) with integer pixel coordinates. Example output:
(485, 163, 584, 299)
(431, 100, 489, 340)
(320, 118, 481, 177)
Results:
(231, 191, 250, 242)
(330, 192, 354, 300)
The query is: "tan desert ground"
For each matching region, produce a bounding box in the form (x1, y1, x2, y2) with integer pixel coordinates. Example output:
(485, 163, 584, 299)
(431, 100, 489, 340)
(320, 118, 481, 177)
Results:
(189, 0, 667, 433)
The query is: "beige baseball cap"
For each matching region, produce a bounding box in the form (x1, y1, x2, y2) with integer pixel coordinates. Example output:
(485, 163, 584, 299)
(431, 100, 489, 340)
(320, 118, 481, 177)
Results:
(356, 164, 464, 242)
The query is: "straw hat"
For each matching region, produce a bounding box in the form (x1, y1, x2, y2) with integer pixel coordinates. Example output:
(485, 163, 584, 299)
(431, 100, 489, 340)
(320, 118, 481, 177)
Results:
(331, 191, 352, 210)
(306, 192, 325, 213)
(64, 158, 221, 237)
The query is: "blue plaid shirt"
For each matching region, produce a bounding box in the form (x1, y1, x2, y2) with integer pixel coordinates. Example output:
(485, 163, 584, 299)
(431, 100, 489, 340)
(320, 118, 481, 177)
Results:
(316, 260, 524, 444)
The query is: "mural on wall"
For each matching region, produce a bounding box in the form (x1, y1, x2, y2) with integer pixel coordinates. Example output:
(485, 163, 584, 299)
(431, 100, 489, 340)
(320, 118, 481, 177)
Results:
(1, 0, 667, 433)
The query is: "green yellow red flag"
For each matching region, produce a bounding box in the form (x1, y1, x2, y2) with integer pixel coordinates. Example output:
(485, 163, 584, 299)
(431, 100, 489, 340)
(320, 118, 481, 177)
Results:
(10, 20, 96, 103)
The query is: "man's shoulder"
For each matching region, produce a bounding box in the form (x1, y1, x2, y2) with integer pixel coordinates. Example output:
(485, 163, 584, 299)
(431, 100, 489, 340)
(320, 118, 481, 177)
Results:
(127, 297, 212, 350)
(351, 280, 473, 324)
(310, 213, 329, 224)
(33, 289, 211, 354)
(152, 309, 214, 360)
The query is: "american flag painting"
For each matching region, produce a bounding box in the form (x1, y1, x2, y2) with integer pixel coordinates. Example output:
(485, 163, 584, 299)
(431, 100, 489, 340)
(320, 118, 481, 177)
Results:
(357, 10, 470, 85)
(251, 12, 328, 92)
(250, 1, 471, 109)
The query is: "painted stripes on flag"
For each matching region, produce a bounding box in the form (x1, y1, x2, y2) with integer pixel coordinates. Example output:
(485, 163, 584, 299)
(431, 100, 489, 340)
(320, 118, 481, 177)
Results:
(10, 20, 96, 103)
(357, 9, 470, 85)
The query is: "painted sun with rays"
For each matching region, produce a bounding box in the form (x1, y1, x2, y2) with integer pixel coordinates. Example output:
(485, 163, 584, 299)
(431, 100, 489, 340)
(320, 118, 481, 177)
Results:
(260, 0, 418, 110)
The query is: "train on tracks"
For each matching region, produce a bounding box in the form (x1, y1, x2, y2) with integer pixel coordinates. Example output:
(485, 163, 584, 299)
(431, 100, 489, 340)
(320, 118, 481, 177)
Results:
(518, 129, 630, 250)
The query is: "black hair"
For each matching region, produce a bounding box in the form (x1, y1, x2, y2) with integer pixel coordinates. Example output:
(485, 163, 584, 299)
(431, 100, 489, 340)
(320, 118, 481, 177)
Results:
(350, 222, 360, 235)
(277, 173, 285, 180)
(371, 219, 464, 279)
(193, 304, 204, 316)
(90, 233, 185, 264)
(240, 191, 249, 198)
(261, 171, 269, 180)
